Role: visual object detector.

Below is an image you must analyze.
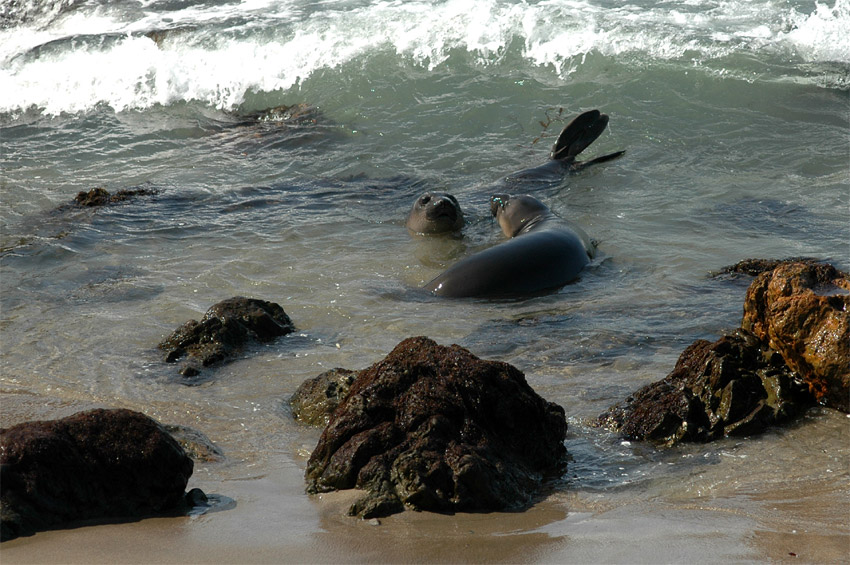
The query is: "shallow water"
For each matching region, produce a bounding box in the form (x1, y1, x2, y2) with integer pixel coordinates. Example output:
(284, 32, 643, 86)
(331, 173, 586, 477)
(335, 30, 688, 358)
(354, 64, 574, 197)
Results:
(1, 0, 849, 561)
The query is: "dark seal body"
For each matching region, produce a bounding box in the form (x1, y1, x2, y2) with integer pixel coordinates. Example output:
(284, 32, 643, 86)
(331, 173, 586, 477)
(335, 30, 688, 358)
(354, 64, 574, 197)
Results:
(424, 194, 593, 298)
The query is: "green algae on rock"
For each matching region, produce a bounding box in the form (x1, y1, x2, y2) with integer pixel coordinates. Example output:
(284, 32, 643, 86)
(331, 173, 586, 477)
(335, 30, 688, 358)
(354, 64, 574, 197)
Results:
(290, 368, 357, 427)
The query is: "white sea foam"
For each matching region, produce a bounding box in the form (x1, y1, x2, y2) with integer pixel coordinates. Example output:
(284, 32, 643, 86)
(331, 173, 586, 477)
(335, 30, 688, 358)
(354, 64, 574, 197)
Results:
(782, 0, 850, 63)
(1, 0, 847, 115)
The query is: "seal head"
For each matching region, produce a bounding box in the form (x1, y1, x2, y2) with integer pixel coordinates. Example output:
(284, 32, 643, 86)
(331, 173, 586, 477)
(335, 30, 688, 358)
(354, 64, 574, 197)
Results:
(491, 193, 550, 237)
(406, 192, 464, 235)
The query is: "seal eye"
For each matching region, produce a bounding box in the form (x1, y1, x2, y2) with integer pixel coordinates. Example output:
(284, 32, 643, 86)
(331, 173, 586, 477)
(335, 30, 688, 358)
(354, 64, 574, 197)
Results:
(419, 195, 431, 206)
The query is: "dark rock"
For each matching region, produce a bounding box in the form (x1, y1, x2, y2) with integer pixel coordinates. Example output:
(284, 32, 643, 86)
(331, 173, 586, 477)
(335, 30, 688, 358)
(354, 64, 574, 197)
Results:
(595, 330, 813, 446)
(159, 296, 294, 377)
(185, 488, 209, 508)
(305, 336, 567, 518)
(599, 259, 849, 446)
(290, 368, 357, 426)
(717, 257, 821, 277)
(73, 187, 158, 207)
(1, 408, 194, 542)
(741, 261, 849, 412)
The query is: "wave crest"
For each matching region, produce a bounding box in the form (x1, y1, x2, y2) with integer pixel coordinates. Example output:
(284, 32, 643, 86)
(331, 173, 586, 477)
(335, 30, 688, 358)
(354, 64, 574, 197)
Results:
(1, 0, 848, 115)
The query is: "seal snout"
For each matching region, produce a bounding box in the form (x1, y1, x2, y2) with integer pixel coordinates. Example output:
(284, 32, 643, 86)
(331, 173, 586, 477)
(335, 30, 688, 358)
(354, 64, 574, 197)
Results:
(425, 194, 460, 221)
(407, 191, 464, 234)
(490, 193, 510, 217)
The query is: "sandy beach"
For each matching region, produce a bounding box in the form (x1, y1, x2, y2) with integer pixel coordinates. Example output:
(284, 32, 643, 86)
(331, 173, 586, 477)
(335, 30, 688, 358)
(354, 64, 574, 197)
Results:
(2, 393, 848, 564)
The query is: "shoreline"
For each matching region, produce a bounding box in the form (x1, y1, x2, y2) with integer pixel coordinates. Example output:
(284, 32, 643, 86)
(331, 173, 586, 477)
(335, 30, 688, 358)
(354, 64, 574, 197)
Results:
(4, 472, 847, 564)
(2, 392, 848, 564)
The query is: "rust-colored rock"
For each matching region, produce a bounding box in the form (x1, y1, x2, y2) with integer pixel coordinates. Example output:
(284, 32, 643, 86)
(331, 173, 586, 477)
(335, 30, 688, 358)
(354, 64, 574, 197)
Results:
(1, 409, 195, 542)
(305, 337, 567, 518)
(742, 262, 850, 411)
(595, 330, 812, 445)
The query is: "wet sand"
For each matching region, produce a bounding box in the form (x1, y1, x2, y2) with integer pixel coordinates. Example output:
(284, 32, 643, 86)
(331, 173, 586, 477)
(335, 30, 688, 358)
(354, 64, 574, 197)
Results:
(2, 393, 848, 564)
(2, 474, 847, 564)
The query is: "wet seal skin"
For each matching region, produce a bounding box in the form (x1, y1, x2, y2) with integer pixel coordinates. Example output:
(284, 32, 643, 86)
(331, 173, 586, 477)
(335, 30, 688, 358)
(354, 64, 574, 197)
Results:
(406, 191, 464, 235)
(424, 194, 594, 298)
(504, 108, 625, 183)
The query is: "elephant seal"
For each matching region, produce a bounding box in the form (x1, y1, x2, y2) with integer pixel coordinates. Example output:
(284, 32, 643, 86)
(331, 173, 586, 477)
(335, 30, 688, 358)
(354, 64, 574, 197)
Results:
(505, 109, 625, 183)
(406, 191, 464, 234)
(424, 194, 594, 298)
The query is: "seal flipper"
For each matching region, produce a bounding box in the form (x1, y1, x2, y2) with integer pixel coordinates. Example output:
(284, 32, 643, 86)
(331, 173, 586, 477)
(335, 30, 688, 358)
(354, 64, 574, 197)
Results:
(570, 149, 626, 172)
(550, 109, 608, 161)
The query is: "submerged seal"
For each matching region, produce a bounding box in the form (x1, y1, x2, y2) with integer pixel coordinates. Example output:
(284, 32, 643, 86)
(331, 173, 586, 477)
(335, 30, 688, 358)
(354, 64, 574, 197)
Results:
(406, 191, 464, 234)
(424, 194, 594, 298)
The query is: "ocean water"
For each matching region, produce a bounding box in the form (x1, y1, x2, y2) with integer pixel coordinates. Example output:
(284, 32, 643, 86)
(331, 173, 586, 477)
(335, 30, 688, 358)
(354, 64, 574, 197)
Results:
(1, 0, 849, 561)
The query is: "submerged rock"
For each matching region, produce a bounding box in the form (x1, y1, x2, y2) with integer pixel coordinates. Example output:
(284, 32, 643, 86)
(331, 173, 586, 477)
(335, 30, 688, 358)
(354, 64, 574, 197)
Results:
(1, 409, 195, 542)
(305, 336, 567, 518)
(290, 368, 357, 426)
(741, 261, 849, 412)
(163, 424, 225, 463)
(716, 257, 821, 278)
(73, 186, 158, 207)
(595, 330, 813, 445)
(159, 296, 294, 377)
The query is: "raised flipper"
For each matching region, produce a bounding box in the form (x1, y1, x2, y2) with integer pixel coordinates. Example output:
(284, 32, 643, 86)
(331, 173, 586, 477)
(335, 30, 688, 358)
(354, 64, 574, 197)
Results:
(550, 109, 624, 171)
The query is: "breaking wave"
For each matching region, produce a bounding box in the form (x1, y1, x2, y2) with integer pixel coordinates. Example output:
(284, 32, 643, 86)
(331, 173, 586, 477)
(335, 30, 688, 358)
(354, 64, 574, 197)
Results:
(1, 0, 848, 115)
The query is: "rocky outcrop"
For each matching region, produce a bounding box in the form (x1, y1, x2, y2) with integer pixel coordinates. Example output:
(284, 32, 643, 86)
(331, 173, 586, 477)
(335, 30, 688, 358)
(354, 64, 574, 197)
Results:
(717, 257, 821, 277)
(305, 337, 567, 518)
(159, 296, 294, 377)
(73, 186, 158, 207)
(1, 409, 195, 542)
(741, 261, 849, 411)
(290, 368, 357, 426)
(597, 260, 848, 445)
(595, 330, 812, 445)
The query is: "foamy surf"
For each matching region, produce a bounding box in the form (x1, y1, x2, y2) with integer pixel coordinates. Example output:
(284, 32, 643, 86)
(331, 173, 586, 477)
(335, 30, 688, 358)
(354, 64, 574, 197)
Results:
(1, 0, 848, 115)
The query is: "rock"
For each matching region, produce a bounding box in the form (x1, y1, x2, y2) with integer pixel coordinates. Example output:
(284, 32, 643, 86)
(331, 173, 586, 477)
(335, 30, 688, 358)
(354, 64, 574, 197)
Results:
(741, 261, 850, 412)
(595, 330, 813, 446)
(73, 186, 158, 207)
(159, 296, 294, 377)
(1, 408, 195, 542)
(717, 257, 821, 277)
(598, 259, 849, 446)
(305, 336, 567, 518)
(163, 424, 225, 463)
(290, 368, 357, 426)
